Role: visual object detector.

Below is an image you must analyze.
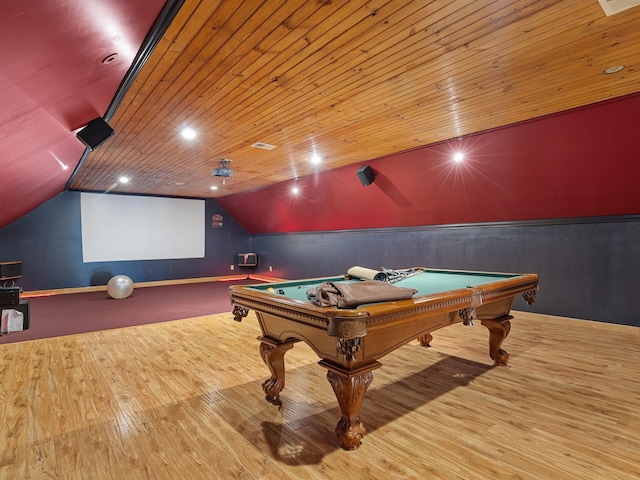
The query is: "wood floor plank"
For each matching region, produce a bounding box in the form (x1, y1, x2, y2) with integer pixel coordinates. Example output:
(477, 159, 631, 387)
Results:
(0, 311, 639, 479)
(0, 460, 25, 480)
(0, 388, 28, 468)
(130, 406, 220, 480)
(26, 440, 57, 479)
(52, 429, 86, 478)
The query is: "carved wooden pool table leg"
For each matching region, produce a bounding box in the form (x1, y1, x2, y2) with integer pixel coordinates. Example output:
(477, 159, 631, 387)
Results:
(418, 332, 433, 346)
(481, 315, 513, 366)
(258, 337, 295, 404)
(320, 361, 381, 450)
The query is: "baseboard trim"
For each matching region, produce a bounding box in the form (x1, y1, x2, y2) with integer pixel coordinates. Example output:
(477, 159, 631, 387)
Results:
(20, 275, 281, 298)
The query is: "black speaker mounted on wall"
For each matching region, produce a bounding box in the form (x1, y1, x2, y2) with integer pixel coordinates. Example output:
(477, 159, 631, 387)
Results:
(76, 117, 115, 151)
(356, 165, 376, 186)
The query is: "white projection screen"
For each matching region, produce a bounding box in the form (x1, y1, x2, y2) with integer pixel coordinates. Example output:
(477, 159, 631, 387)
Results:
(81, 193, 205, 262)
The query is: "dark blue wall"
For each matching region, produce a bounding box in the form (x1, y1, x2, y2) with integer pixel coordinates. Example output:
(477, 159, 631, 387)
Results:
(2, 194, 638, 326)
(249, 216, 640, 327)
(0, 191, 250, 290)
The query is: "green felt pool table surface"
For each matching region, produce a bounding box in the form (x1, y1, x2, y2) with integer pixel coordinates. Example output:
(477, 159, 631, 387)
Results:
(246, 269, 521, 302)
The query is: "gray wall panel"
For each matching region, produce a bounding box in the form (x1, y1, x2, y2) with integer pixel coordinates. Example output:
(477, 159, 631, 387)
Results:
(251, 218, 639, 326)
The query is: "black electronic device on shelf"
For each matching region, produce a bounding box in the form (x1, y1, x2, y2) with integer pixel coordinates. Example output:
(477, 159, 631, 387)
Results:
(237, 253, 258, 279)
(0, 261, 22, 281)
(0, 261, 29, 334)
(237, 253, 258, 267)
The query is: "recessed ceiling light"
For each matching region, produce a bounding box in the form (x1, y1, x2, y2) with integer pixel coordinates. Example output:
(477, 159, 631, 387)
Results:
(181, 128, 197, 140)
(453, 152, 464, 162)
(604, 65, 624, 74)
(101, 53, 118, 64)
(118, 176, 130, 184)
(291, 186, 300, 194)
(311, 153, 322, 164)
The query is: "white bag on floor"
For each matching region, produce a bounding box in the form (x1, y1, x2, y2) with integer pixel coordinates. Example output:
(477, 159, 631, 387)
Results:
(1, 309, 24, 332)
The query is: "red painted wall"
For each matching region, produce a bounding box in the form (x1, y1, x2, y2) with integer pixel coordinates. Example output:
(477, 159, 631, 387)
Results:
(0, 0, 168, 229)
(217, 94, 640, 234)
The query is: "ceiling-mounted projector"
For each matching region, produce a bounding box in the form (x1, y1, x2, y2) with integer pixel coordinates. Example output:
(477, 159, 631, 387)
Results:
(211, 159, 233, 177)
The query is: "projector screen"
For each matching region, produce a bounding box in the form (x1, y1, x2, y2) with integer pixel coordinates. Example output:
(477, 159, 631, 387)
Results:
(81, 193, 205, 262)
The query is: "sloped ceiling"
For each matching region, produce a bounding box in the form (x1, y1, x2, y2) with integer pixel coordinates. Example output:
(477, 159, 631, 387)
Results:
(1, 0, 640, 229)
(0, 0, 171, 227)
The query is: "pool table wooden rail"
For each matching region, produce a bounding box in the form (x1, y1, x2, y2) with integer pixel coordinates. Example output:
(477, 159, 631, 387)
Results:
(230, 274, 538, 363)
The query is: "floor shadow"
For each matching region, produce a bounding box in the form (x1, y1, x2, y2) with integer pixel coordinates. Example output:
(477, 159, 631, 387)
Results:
(228, 354, 492, 465)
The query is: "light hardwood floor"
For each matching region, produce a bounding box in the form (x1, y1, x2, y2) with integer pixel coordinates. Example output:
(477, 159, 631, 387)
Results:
(1, 311, 638, 479)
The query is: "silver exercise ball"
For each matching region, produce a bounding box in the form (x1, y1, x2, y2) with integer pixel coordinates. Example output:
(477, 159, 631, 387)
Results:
(107, 275, 134, 299)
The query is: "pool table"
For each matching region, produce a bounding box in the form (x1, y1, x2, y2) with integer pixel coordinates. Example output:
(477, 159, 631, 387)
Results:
(229, 267, 538, 450)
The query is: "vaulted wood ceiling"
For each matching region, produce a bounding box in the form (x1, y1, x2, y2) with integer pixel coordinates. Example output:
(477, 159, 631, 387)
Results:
(2, 1, 640, 229)
(69, 0, 640, 198)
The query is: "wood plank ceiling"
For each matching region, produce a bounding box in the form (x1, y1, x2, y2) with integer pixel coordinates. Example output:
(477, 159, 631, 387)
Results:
(68, 0, 640, 199)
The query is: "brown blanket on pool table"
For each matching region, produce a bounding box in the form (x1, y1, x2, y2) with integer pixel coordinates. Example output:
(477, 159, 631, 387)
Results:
(306, 280, 418, 308)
